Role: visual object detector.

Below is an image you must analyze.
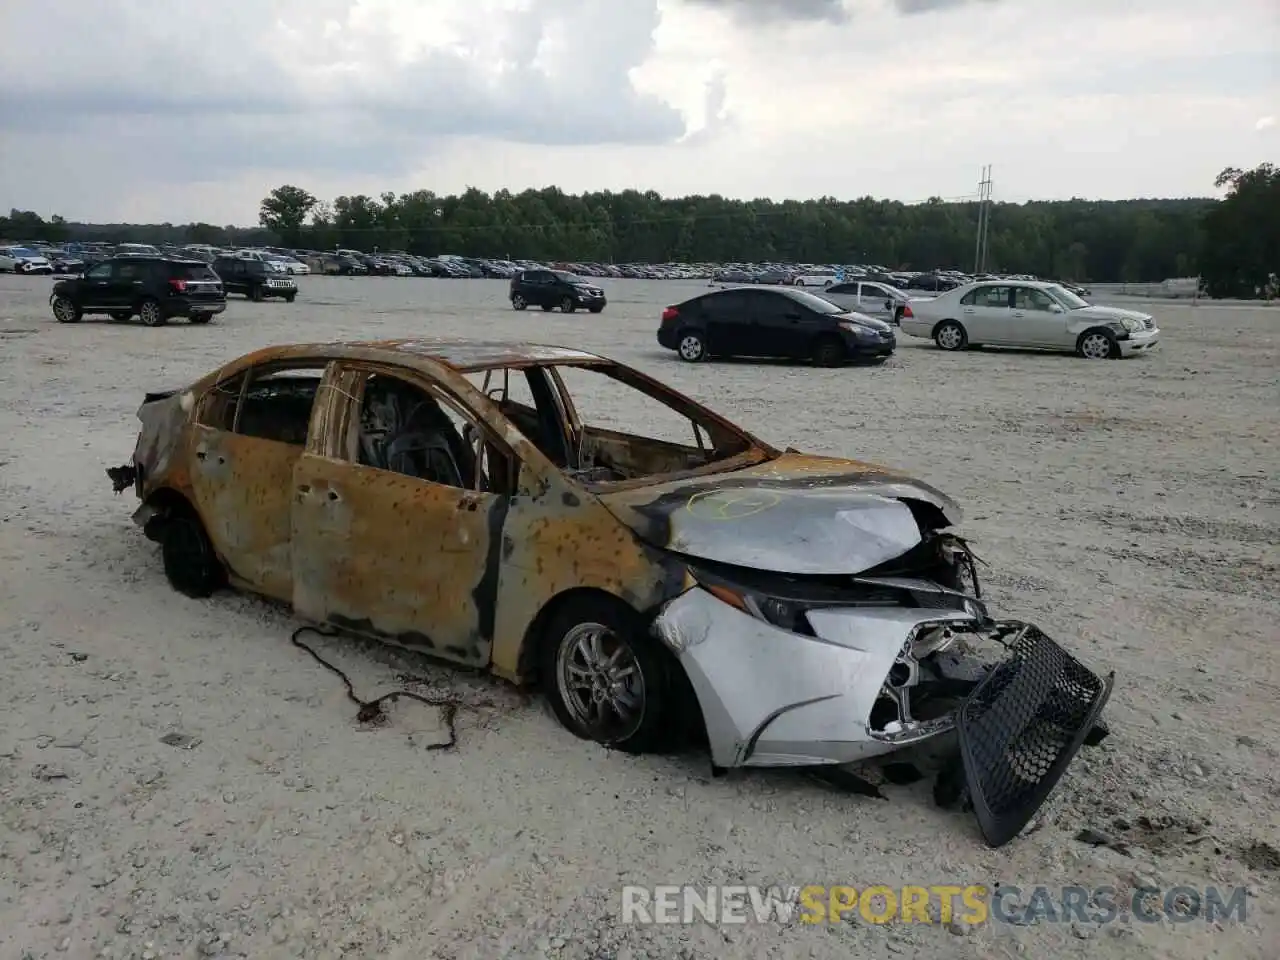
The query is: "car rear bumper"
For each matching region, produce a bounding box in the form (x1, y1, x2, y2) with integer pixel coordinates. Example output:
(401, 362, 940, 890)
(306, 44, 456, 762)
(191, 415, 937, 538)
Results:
(167, 298, 227, 317)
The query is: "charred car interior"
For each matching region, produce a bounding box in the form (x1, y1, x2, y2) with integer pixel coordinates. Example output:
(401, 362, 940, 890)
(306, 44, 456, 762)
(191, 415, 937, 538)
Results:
(107, 339, 1113, 848)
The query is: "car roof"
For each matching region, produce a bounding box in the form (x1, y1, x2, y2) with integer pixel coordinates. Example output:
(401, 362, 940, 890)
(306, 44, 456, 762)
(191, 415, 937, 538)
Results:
(237, 338, 608, 374)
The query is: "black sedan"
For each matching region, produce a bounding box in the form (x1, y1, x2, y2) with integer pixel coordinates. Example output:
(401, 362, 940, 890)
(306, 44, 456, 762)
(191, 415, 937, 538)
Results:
(657, 286, 896, 366)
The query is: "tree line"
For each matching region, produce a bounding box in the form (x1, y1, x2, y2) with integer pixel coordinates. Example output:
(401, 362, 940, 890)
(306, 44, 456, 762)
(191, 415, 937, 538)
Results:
(4, 163, 1275, 294)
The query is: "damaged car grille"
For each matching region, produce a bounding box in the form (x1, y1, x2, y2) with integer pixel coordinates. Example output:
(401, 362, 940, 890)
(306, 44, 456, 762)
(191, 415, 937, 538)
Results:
(955, 624, 1114, 847)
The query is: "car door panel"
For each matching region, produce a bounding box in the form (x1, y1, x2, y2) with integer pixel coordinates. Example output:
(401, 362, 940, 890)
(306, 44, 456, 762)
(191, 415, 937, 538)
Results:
(857, 283, 893, 320)
(704, 292, 748, 355)
(187, 423, 303, 602)
(290, 452, 498, 666)
(80, 263, 115, 308)
(963, 285, 1012, 341)
(1012, 287, 1070, 348)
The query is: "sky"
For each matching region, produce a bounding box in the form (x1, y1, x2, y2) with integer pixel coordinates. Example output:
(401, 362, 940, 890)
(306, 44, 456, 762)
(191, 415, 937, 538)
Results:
(1, 0, 1276, 225)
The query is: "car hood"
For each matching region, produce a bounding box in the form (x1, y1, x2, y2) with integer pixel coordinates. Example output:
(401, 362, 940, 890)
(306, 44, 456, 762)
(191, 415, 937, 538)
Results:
(596, 452, 961, 575)
(1071, 304, 1153, 323)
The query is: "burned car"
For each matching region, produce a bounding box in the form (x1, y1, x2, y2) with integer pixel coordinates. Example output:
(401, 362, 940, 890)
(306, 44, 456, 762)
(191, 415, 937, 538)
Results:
(107, 339, 1112, 846)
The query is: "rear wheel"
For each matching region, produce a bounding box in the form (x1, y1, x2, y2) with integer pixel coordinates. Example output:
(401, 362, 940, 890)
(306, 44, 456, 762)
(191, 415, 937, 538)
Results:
(161, 510, 225, 598)
(812, 335, 845, 367)
(139, 299, 165, 327)
(511, 294, 528, 310)
(934, 320, 967, 351)
(677, 330, 707, 362)
(52, 297, 81, 323)
(560, 297, 576, 313)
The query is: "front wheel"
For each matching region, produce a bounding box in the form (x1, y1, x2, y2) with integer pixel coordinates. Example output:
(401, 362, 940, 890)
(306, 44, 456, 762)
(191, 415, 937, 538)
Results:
(540, 595, 675, 753)
(511, 294, 528, 310)
(284, 293, 296, 303)
(934, 320, 967, 351)
(139, 299, 166, 327)
(677, 330, 707, 362)
(1077, 329, 1119, 360)
(560, 297, 576, 313)
(812, 336, 845, 367)
(52, 296, 81, 323)
(588, 305, 604, 314)
(249, 285, 264, 302)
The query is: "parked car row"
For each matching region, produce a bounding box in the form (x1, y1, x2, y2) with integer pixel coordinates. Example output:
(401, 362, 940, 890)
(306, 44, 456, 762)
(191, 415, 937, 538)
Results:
(652, 280, 1159, 365)
(45, 253, 303, 326)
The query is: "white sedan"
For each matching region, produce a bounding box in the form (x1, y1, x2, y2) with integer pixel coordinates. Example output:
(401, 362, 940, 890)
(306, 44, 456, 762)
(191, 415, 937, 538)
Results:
(899, 280, 1160, 359)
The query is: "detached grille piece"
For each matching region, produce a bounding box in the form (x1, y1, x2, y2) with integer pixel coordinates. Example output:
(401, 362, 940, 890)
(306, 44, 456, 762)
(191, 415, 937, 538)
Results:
(955, 625, 1113, 847)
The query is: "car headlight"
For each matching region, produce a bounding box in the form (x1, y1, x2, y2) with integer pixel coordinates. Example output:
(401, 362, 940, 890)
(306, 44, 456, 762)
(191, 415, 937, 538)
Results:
(838, 320, 876, 334)
(690, 570, 816, 636)
(1120, 316, 1143, 333)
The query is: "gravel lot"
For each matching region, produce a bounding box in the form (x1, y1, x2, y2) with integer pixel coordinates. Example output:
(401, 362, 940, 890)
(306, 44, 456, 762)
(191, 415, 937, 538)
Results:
(1, 274, 1277, 960)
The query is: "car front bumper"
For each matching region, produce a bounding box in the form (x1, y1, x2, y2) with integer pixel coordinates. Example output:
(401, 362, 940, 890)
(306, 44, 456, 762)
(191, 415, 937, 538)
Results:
(650, 587, 1113, 847)
(1118, 329, 1160, 355)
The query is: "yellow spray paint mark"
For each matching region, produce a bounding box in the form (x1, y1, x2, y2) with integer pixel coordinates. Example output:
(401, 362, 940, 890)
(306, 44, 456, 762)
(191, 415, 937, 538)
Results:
(685, 488, 781, 521)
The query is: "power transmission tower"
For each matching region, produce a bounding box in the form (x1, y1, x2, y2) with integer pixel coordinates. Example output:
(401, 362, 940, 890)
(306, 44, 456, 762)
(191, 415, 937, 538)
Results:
(973, 165, 993, 274)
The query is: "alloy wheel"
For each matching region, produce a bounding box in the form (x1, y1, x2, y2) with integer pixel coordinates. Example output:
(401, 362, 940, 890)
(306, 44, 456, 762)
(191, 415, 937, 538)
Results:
(556, 622, 646, 742)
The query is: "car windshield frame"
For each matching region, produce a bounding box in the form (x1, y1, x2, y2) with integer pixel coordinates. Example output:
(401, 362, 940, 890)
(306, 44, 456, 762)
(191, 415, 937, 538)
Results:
(779, 288, 847, 314)
(1045, 284, 1090, 309)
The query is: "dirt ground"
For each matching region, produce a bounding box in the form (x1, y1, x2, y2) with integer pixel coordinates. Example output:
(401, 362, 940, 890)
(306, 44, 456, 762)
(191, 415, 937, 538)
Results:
(1, 274, 1277, 960)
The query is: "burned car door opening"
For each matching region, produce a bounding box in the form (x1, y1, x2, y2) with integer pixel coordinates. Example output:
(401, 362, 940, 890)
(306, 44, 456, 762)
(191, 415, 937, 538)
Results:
(107, 339, 1114, 848)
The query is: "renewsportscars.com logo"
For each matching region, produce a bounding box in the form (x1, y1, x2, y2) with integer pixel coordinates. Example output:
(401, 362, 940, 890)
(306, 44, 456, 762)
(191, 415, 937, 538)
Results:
(620, 884, 1248, 926)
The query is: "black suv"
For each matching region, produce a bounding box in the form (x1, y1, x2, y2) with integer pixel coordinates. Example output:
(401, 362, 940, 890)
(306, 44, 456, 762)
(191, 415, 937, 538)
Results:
(212, 257, 298, 302)
(657, 286, 896, 365)
(50, 257, 226, 326)
(509, 269, 606, 313)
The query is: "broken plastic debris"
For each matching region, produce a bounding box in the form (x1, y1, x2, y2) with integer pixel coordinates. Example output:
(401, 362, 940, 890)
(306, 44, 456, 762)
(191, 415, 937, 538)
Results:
(159, 732, 201, 750)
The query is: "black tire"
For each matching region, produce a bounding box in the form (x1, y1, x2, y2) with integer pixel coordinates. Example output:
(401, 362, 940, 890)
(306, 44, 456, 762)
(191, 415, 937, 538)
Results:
(676, 329, 707, 362)
(540, 304, 555, 312)
(934, 320, 967, 351)
(109, 310, 132, 322)
(812, 335, 845, 367)
(893, 307, 904, 325)
(52, 296, 81, 323)
(189, 315, 212, 325)
(249, 285, 264, 302)
(139, 299, 166, 327)
(284, 293, 296, 303)
(560, 297, 576, 313)
(511, 294, 528, 310)
(588, 305, 604, 314)
(539, 594, 675, 754)
(161, 510, 226, 598)
(1076, 328, 1120, 360)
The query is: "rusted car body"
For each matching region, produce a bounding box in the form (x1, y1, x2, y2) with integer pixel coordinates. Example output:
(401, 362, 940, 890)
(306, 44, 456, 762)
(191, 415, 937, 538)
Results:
(108, 338, 1112, 847)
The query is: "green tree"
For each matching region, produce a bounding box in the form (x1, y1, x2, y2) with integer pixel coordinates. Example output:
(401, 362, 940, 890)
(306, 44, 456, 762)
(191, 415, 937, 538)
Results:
(259, 185, 318, 246)
(1200, 163, 1279, 298)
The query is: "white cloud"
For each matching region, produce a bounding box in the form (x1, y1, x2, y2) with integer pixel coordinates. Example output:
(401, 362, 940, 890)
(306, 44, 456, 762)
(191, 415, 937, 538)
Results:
(0, 0, 1277, 223)
(1257, 116, 1277, 131)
